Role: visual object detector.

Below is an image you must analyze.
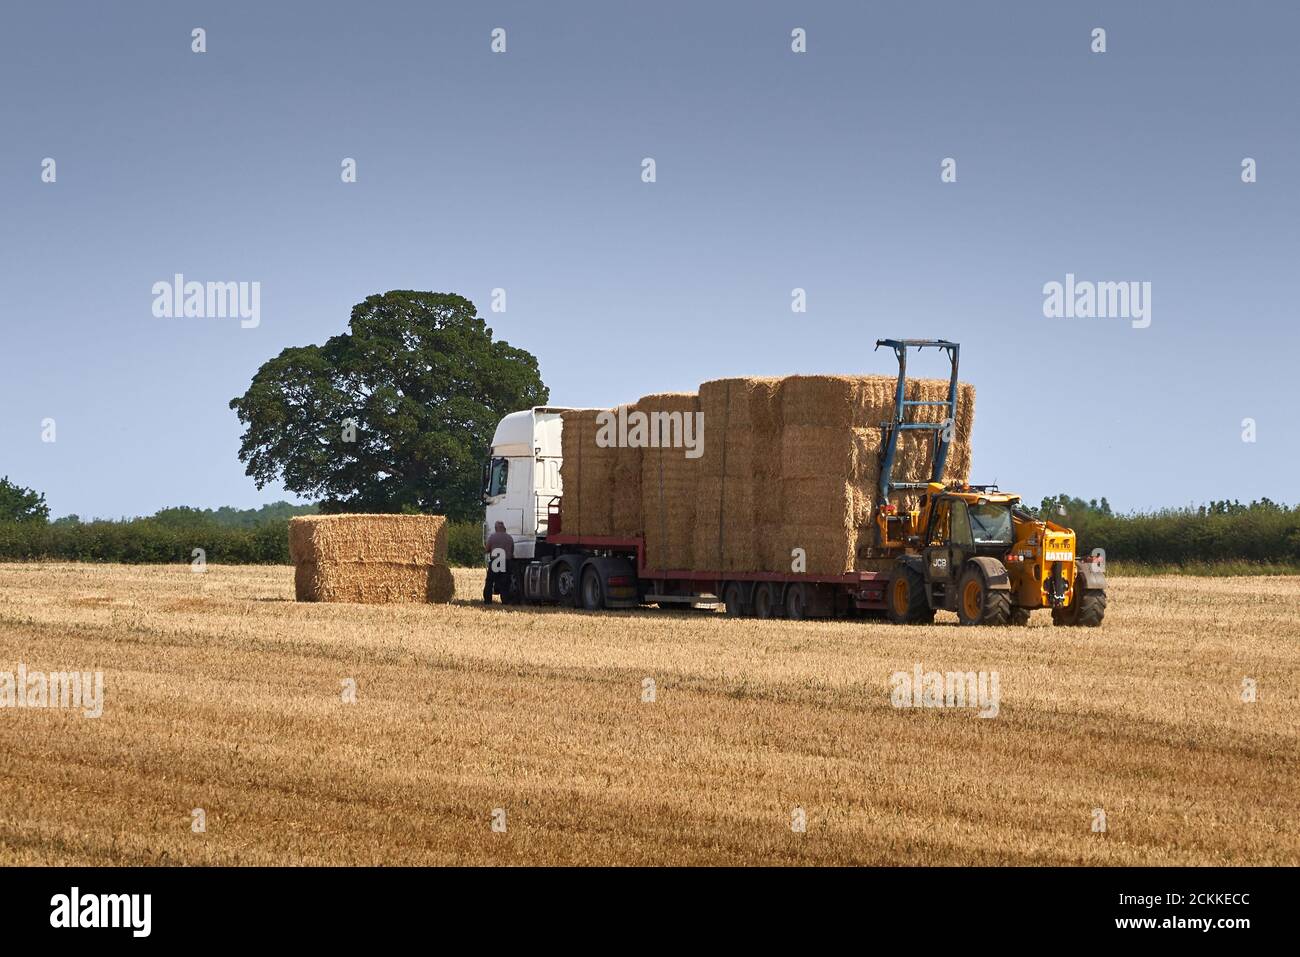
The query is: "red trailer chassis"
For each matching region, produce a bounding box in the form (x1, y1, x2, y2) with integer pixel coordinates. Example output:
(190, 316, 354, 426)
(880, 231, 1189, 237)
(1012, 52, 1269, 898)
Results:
(545, 531, 889, 615)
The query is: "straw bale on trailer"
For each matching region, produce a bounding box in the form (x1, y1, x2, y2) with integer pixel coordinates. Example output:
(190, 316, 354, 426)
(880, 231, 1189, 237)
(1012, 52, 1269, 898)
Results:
(769, 375, 976, 575)
(555, 372, 974, 577)
(638, 392, 702, 571)
(559, 409, 621, 538)
(609, 403, 644, 538)
(289, 514, 454, 603)
(692, 378, 782, 571)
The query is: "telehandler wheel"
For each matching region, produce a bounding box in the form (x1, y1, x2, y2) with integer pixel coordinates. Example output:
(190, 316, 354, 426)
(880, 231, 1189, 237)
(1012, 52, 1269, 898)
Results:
(886, 567, 934, 625)
(1010, 606, 1032, 626)
(956, 565, 1011, 626)
(752, 582, 782, 620)
(1052, 575, 1107, 627)
(579, 566, 606, 611)
(722, 581, 749, 617)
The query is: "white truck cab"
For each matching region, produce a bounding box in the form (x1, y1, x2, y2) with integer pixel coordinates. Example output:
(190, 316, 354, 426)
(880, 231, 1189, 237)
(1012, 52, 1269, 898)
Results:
(482, 407, 575, 560)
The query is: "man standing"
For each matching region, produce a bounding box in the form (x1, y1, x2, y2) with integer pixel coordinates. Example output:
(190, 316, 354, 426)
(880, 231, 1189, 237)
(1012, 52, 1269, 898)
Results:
(483, 520, 515, 603)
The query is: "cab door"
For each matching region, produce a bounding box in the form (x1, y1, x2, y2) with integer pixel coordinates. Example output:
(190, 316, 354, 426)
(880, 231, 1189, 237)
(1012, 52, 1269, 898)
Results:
(924, 498, 975, 609)
(946, 499, 975, 582)
(923, 500, 953, 586)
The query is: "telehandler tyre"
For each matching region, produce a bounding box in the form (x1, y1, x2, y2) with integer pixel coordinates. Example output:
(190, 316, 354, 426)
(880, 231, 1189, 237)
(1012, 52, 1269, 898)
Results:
(1010, 606, 1032, 626)
(956, 564, 1012, 626)
(886, 567, 935, 625)
(1052, 575, 1107, 627)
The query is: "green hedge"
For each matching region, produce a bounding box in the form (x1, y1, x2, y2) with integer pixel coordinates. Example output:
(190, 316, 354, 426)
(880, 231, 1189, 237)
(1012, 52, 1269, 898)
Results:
(1068, 508, 1300, 567)
(0, 518, 486, 566)
(3, 507, 1297, 570)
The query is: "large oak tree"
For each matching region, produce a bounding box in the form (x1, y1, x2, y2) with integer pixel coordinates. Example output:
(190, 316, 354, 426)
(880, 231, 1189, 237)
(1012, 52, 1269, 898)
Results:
(230, 291, 548, 519)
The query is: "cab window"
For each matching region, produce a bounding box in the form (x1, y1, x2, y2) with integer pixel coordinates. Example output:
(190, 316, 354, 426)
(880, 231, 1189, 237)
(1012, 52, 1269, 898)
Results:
(950, 500, 974, 547)
(485, 458, 509, 498)
(969, 503, 1014, 545)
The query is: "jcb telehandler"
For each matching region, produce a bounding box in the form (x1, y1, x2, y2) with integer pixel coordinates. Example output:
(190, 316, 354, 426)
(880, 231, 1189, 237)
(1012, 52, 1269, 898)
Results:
(872, 339, 1107, 627)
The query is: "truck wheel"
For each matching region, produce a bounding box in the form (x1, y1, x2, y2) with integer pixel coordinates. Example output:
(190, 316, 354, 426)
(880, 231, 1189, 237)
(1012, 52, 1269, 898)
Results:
(580, 566, 605, 611)
(886, 567, 934, 625)
(956, 565, 1011, 626)
(783, 583, 809, 621)
(1052, 576, 1106, 627)
(722, 582, 749, 617)
(753, 582, 781, 620)
(552, 559, 581, 607)
(1010, 606, 1032, 626)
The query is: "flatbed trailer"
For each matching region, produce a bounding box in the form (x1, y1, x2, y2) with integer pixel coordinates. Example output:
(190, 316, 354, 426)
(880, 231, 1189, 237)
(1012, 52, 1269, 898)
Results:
(520, 503, 889, 618)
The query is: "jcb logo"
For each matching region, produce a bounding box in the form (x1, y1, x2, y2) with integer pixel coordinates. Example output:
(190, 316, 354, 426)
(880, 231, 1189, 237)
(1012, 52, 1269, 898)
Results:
(931, 558, 947, 568)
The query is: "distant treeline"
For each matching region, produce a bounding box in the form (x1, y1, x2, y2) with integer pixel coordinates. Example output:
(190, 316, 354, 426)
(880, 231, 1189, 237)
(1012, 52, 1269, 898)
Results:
(0, 492, 1296, 571)
(1027, 495, 1300, 571)
(0, 501, 485, 566)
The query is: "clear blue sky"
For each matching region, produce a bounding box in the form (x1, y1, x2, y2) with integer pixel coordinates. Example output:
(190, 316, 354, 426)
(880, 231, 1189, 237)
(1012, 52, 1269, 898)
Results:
(2, 1, 1295, 518)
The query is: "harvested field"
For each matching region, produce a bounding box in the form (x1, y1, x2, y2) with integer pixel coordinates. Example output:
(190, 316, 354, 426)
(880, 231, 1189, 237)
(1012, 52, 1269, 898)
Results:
(0, 563, 1295, 866)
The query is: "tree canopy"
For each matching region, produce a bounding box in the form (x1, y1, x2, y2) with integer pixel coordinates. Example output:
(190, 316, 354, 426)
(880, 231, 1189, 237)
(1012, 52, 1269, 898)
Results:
(229, 291, 548, 519)
(0, 477, 49, 523)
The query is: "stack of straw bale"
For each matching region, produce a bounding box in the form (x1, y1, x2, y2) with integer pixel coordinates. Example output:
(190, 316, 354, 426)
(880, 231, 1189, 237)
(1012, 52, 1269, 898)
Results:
(692, 377, 782, 572)
(289, 514, 454, 603)
(557, 374, 974, 576)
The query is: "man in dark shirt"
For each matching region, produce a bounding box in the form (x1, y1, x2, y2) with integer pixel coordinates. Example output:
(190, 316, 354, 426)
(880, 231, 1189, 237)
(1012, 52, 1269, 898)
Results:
(483, 521, 515, 603)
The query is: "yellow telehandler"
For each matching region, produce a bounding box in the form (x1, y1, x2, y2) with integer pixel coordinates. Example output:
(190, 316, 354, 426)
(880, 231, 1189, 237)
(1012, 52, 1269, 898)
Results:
(872, 339, 1107, 627)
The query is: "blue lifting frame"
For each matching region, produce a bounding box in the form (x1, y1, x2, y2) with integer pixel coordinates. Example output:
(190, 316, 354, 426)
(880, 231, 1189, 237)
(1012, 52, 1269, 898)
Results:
(874, 338, 961, 505)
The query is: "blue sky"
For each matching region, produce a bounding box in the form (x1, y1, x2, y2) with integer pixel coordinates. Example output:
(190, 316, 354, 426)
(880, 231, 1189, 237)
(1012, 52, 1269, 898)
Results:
(2, 1, 1296, 518)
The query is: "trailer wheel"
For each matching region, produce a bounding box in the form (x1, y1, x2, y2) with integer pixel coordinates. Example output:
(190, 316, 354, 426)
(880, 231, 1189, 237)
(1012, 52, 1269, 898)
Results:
(783, 583, 809, 621)
(1052, 575, 1107, 627)
(580, 566, 605, 611)
(886, 566, 934, 625)
(722, 581, 749, 617)
(956, 565, 1011, 626)
(752, 582, 781, 620)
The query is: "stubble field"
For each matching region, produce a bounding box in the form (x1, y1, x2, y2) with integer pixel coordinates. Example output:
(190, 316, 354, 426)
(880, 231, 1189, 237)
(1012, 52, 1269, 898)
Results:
(0, 562, 1296, 866)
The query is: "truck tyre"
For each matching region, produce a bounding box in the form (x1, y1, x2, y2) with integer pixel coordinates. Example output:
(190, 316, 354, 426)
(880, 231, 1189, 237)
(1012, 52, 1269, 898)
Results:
(1052, 575, 1106, 627)
(552, 559, 581, 607)
(722, 582, 749, 617)
(580, 566, 605, 611)
(753, 582, 781, 620)
(886, 566, 934, 625)
(956, 564, 1011, 626)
